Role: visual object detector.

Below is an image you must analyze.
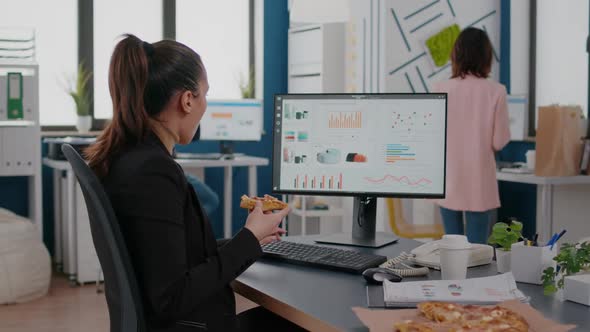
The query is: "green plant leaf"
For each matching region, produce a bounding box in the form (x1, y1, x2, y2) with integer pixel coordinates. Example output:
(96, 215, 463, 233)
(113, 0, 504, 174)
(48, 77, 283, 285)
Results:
(238, 66, 255, 99)
(543, 284, 558, 295)
(510, 220, 523, 232)
(541, 267, 557, 295)
(64, 62, 92, 116)
(542, 241, 590, 296)
(488, 221, 525, 251)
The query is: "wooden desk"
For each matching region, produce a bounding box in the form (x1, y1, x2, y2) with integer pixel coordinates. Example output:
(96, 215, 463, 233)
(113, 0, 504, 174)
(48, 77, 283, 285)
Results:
(234, 236, 590, 331)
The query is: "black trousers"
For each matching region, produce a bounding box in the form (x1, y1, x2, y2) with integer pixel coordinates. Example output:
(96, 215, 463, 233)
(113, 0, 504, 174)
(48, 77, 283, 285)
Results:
(238, 307, 308, 332)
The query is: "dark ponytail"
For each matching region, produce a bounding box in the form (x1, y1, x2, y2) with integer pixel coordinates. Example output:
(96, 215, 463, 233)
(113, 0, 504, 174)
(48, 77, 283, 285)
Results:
(86, 34, 204, 177)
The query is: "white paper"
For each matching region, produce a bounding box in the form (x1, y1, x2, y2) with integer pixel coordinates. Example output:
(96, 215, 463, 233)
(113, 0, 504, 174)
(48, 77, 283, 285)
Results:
(383, 272, 528, 306)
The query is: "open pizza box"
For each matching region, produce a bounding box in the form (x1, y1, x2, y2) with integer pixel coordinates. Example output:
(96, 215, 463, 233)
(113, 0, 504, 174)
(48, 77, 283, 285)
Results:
(352, 300, 576, 332)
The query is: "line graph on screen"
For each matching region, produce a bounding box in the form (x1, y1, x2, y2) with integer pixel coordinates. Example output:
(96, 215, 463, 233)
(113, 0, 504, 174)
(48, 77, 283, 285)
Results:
(364, 174, 432, 188)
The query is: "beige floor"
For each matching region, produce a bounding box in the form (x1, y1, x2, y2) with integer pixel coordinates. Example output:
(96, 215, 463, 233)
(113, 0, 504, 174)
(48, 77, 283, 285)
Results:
(0, 274, 257, 332)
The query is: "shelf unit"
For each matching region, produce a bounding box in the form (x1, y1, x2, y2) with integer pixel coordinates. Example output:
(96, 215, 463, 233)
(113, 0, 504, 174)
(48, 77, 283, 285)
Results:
(0, 60, 42, 238)
(286, 22, 347, 236)
(290, 207, 345, 218)
(283, 194, 345, 236)
(288, 23, 346, 93)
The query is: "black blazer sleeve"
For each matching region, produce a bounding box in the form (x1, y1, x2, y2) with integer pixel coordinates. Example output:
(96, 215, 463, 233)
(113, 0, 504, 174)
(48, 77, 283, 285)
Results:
(216, 238, 231, 247)
(117, 156, 262, 321)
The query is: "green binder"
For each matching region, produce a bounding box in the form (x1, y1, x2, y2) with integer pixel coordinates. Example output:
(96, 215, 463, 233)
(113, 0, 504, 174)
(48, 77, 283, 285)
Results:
(7, 72, 23, 119)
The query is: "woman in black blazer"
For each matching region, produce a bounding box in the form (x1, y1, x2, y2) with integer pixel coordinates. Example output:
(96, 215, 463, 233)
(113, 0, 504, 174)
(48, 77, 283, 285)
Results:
(85, 34, 302, 332)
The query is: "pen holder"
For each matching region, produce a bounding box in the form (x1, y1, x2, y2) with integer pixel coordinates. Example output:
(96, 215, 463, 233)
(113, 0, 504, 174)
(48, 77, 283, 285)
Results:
(510, 241, 556, 284)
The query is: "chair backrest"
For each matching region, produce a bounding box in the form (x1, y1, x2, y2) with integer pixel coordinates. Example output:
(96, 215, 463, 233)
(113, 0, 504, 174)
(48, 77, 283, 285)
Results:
(61, 144, 146, 332)
(386, 198, 444, 239)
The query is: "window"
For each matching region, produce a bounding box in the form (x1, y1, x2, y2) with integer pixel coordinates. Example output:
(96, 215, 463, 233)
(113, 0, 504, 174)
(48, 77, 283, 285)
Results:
(536, 0, 589, 119)
(0, 0, 77, 125)
(176, 0, 250, 99)
(94, 0, 162, 119)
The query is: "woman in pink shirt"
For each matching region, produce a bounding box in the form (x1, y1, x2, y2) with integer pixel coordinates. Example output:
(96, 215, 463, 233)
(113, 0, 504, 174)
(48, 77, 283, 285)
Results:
(433, 27, 511, 244)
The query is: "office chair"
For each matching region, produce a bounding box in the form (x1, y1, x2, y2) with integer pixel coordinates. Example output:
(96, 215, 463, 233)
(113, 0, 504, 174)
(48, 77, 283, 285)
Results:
(386, 198, 444, 239)
(61, 144, 146, 332)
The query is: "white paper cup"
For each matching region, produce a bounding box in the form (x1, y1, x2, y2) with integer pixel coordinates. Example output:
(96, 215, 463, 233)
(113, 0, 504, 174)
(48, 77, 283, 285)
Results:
(440, 235, 471, 280)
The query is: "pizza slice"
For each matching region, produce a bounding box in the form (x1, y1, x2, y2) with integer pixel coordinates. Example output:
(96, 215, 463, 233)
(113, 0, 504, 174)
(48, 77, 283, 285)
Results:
(418, 302, 466, 323)
(417, 302, 528, 332)
(393, 320, 435, 332)
(240, 194, 288, 212)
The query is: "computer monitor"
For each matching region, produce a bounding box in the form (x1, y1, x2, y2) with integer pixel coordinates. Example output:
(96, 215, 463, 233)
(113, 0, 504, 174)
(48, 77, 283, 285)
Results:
(197, 99, 263, 155)
(272, 93, 447, 247)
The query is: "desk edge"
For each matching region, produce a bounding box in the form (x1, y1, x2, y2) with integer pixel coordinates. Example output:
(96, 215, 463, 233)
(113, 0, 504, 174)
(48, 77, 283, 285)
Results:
(232, 280, 342, 332)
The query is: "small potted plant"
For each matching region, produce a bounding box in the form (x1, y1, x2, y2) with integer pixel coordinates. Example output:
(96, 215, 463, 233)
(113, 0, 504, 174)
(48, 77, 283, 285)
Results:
(65, 63, 92, 132)
(488, 219, 524, 273)
(542, 241, 590, 297)
(238, 67, 255, 99)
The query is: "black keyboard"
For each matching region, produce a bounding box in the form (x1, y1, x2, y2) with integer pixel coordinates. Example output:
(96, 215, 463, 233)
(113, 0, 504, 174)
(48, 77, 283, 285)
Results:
(261, 241, 387, 273)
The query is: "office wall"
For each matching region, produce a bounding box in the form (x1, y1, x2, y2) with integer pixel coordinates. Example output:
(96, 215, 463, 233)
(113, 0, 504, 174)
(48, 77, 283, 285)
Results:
(509, 0, 529, 95)
(496, 0, 537, 239)
(0, 1, 288, 253)
(289, 0, 350, 25)
(379, 0, 502, 93)
(536, 0, 589, 115)
(3, 0, 586, 246)
(177, 0, 289, 237)
(284, 0, 537, 235)
(500, 1, 590, 243)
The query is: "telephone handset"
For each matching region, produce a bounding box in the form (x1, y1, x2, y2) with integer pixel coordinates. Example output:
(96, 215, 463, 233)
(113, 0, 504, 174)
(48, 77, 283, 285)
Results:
(409, 240, 494, 270)
(411, 241, 441, 257)
(378, 252, 430, 277)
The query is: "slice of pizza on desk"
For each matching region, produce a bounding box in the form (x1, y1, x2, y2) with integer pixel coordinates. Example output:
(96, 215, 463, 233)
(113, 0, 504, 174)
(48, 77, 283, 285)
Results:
(394, 302, 529, 332)
(240, 194, 288, 212)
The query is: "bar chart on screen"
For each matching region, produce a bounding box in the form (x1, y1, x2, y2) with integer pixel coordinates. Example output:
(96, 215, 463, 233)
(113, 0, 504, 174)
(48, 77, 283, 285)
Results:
(385, 143, 416, 163)
(292, 173, 344, 190)
(328, 111, 362, 129)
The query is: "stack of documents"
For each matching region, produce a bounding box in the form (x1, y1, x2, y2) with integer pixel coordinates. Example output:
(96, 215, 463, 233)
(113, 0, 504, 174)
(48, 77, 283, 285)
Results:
(383, 273, 529, 307)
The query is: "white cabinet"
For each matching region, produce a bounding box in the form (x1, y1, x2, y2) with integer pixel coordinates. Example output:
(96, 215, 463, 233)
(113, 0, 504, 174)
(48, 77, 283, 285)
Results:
(75, 183, 101, 283)
(286, 23, 347, 236)
(0, 62, 42, 237)
(0, 126, 38, 176)
(47, 158, 102, 285)
(288, 23, 346, 93)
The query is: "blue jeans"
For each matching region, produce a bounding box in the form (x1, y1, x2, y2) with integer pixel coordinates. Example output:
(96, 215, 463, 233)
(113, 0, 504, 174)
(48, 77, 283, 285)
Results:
(185, 174, 220, 217)
(439, 207, 494, 244)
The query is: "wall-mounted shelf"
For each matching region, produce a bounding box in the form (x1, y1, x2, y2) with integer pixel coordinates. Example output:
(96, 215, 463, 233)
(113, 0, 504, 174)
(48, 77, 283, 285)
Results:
(0, 120, 36, 127)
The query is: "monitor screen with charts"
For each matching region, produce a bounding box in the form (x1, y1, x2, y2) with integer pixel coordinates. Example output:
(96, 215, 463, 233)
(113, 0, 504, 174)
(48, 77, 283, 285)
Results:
(272, 94, 447, 198)
(198, 99, 263, 141)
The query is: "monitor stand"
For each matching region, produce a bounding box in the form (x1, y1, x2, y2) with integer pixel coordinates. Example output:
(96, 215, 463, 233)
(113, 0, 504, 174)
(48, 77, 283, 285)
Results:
(315, 196, 398, 248)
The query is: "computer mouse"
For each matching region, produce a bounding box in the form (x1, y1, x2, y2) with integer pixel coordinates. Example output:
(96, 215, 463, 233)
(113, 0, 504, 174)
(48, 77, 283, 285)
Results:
(362, 268, 402, 285)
